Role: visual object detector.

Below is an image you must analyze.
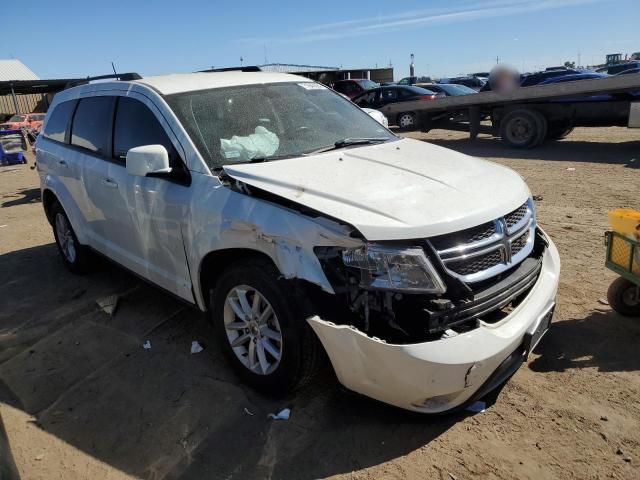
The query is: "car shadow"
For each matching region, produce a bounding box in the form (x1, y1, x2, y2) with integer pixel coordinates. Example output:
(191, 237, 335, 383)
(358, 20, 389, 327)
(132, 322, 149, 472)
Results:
(530, 308, 640, 373)
(0, 243, 463, 479)
(1, 188, 41, 208)
(419, 134, 640, 168)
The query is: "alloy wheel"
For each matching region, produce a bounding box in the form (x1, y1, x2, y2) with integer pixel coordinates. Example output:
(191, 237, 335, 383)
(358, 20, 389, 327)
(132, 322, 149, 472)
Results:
(223, 285, 283, 375)
(55, 213, 77, 263)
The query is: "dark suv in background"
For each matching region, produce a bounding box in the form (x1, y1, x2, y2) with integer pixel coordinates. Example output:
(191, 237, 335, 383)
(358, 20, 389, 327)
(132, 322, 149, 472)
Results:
(332, 79, 379, 98)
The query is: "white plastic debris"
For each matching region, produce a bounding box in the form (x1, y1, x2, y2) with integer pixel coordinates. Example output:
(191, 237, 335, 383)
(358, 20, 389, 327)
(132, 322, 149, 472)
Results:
(243, 407, 255, 416)
(566, 167, 576, 171)
(190, 341, 204, 354)
(466, 401, 486, 413)
(142, 340, 152, 350)
(268, 408, 291, 420)
(96, 295, 119, 316)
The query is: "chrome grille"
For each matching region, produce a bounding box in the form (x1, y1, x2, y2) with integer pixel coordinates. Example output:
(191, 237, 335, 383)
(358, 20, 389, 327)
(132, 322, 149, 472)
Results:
(429, 199, 535, 283)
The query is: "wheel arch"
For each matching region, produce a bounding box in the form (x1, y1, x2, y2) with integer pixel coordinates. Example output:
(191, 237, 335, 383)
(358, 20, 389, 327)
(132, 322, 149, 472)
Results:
(198, 248, 280, 311)
(42, 188, 59, 225)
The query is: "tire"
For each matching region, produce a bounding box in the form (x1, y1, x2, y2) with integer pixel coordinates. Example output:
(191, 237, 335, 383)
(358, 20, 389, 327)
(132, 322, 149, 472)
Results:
(397, 112, 417, 130)
(210, 258, 322, 394)
(546, 126, 574, 141)
(51, 202, 92, 274)
(607, 277, 640, 317)
(500, 109, 547, 148)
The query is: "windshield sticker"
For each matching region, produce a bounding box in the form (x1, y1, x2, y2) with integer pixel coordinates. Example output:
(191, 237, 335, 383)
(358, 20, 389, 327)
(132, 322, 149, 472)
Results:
(298, 83, 326, 90)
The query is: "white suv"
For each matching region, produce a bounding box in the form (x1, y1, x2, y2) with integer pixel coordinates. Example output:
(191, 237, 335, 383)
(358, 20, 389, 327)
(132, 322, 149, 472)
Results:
(37, 71, 560, 413)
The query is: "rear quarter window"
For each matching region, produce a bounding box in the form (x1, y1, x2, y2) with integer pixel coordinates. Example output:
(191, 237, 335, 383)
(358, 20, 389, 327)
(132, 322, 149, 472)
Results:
(43, 100, 77, 143)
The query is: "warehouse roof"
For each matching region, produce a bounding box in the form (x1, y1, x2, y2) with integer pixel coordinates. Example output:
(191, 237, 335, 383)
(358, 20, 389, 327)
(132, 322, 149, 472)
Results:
(0, 59, 39, 81)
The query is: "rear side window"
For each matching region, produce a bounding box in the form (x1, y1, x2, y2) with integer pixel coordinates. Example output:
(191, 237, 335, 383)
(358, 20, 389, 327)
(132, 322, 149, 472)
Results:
(71, 97, 115, 155)
(43, 100, 77, 143)
(113, 97, 176, 161)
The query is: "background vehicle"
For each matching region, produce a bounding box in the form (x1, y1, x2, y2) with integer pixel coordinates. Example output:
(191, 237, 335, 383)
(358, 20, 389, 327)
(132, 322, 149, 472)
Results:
(397, 76, 432, 85)
(352, 85, 442, 129)
(379, 74, 640, 147)
(596, 61, 640, 75)
(616, 67, 640, 75)
(439, 76, 486, 91)
(332, 79, 379, 98)
(416, 83, 477, 96)
(0, 113, 45, 131)
(519, 68, 582, 87)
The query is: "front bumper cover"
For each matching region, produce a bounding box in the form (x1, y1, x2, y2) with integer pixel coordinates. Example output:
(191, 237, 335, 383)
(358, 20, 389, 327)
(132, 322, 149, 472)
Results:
(308, 233, 560, 414)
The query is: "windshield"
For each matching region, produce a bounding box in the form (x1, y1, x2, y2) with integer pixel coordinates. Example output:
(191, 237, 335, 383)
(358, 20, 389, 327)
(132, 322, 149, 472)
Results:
(166, 82, 395, 168)
(8, 115, 25, 122)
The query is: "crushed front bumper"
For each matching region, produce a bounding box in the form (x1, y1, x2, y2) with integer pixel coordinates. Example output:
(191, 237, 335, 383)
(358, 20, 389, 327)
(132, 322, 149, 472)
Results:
(308, 235, 560, 414)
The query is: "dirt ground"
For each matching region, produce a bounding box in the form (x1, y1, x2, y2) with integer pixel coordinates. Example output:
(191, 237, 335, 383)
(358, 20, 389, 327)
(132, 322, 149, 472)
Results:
(1, 127, 639, 480)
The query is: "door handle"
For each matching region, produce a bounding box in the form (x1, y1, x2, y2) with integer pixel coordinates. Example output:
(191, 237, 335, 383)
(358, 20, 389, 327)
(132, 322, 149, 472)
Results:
(58, 160, 68, 167)
(101, 178, 118, 189)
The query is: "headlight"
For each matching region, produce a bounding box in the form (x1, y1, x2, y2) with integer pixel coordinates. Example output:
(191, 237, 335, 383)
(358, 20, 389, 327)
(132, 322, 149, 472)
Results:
(342, 244, 446, 294)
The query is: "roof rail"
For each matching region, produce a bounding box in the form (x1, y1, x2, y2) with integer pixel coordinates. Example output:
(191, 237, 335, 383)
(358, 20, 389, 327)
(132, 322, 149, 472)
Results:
(198, 66, 262, 73)
(65, 72, 142, 88)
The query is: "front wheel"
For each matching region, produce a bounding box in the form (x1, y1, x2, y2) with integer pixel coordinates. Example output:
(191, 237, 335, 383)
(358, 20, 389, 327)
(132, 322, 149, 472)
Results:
(607, 277, 640, 317)
(210, 258, 321, 394)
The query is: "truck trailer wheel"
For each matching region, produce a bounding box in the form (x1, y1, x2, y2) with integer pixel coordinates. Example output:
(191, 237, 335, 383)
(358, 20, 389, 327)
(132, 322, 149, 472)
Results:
(500, 109, 547, 148)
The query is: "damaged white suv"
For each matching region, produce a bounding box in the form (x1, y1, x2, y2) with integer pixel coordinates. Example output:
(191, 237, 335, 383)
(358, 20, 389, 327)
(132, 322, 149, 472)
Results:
(37, 71, 560, 413)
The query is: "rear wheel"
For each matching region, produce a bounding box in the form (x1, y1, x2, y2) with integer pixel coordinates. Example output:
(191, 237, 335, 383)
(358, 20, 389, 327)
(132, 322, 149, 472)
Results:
(210, 258, 321, 394)
(51, 202, 91, 273)
(607, 277, 640, 317)
(500, 109, 547, 148)
(397, 112, 417, 130)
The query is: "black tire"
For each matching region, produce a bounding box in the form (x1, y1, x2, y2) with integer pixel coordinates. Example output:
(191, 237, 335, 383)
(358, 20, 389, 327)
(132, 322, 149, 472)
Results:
(210, 258, 322, 394)
(50, 202, 92, 274)
(546, 126, 574, 141)
(500, 109, 547, 148)
(607, 277, 640, 317)
(397, 112, 417, 130)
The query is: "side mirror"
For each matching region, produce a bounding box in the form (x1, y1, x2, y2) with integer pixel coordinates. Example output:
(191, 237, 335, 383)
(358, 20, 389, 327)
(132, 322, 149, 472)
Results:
(126, 145, 172, 177)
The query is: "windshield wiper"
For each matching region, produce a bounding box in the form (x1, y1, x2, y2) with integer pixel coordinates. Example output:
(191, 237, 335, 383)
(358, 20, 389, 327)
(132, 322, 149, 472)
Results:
(307, 137, 390, 155)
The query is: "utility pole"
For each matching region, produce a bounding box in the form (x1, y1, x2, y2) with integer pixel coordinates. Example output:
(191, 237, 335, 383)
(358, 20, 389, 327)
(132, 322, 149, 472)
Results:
(496, 56, 499, 64)
(240, 56, 244, 66)
(410, 53, 415, 77)
(578, 52, 581, 68)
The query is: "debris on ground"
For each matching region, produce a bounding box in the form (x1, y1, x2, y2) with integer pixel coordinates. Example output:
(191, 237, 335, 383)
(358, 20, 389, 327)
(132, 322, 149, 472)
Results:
(243, 407, 255, 416)
(96, 295, 119, 316)
(566, 167, 576, 171)
(533, 195, 544, 201)
(465, 401, 486, 413)
(268, 408, 291, 420)
(598, 298, 609, 305)
(190, 341, 204, 354)
(142, 340, 152, 350)
(34, 454, 44, 461)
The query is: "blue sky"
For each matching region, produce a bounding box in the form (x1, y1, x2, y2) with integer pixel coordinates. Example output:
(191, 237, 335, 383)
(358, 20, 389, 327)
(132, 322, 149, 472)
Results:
(3, 0, 637, 80)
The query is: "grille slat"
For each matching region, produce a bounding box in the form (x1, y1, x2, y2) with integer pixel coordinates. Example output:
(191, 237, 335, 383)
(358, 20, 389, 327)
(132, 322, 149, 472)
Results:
(431, 200, 535, 283)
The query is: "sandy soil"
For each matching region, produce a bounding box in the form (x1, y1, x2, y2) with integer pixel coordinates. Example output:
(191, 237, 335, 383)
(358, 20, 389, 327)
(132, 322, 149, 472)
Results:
(1, 127, 639, 480)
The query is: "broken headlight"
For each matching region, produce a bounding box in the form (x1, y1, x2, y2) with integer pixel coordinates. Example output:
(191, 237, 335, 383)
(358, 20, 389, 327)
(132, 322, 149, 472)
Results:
(341, 245, 446, 294)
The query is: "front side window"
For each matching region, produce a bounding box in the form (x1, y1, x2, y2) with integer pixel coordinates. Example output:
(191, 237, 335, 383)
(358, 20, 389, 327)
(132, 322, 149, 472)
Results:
(71, 97, 115, 155)
(113, 97, 176, 162)
(166, 82, 394, 168)
(8, 115, 25, 122)
(381, 89, 398, 101)
(43, 100, 77, 143)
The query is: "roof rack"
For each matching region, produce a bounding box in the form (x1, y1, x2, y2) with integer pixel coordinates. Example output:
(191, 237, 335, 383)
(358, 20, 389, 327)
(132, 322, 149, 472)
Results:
(65, 72, 142, 88)
(198, 66, 262, 73)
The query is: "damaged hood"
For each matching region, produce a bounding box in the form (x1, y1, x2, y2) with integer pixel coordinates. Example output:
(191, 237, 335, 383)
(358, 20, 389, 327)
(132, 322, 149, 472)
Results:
(223, 138, 530, 240)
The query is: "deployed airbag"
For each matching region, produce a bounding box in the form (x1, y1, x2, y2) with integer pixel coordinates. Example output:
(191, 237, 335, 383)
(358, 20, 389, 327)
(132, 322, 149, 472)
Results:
(220, 126, 279, 163)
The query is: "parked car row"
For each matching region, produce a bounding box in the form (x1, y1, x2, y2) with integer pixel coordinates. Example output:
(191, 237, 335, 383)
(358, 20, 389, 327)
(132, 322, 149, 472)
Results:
(0, 113, 45, 131)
